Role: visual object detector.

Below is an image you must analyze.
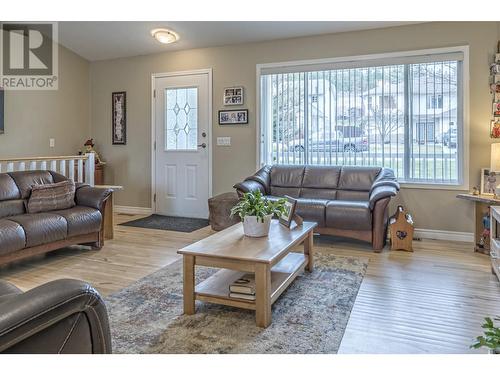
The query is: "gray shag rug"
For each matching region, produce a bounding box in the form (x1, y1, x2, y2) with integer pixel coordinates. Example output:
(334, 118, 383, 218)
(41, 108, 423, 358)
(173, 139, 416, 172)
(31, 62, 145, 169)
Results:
(105, 252, 368, 354)
(119, 214, 209, 233)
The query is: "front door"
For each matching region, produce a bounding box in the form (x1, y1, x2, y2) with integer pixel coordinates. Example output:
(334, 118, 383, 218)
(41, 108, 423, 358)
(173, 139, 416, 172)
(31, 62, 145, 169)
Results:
(154, 71, 210, 218)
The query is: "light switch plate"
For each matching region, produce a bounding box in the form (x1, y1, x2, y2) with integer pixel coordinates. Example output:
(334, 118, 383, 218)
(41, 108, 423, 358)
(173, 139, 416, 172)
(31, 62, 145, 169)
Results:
(217, 137, 231, 146)
(49, 138, 55, 148)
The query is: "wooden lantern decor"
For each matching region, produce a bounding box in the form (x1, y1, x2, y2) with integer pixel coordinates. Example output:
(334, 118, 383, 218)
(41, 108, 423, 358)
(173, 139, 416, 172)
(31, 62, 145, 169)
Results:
(389, 205, 414, 252)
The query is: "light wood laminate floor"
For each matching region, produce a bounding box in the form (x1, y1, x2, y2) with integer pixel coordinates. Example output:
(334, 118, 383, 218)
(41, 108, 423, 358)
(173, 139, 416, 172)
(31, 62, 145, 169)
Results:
(1, 213, 499, 354)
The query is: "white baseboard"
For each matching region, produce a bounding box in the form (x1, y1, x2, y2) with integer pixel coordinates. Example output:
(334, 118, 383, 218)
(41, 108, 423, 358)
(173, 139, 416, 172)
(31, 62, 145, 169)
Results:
(114, 205, 153, 215)
(413, 228, 474, 243)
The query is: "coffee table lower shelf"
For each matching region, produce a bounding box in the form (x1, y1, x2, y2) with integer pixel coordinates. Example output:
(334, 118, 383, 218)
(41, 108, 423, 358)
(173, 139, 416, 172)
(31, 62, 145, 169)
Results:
(195, 252, 307, 311)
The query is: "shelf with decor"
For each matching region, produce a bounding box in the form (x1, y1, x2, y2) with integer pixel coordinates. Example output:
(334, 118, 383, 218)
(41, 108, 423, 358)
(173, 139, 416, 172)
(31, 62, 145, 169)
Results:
(489, 206, 500, 282)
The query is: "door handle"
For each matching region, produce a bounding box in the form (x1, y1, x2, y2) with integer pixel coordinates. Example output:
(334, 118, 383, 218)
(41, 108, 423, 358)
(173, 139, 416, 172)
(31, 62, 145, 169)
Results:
(198, 143, 207, 149)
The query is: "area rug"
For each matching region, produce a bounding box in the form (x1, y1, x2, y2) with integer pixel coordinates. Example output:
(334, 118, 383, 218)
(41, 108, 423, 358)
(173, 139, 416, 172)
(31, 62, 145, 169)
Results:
(105, 252, 368, 354)
(119, 214, 209, 233)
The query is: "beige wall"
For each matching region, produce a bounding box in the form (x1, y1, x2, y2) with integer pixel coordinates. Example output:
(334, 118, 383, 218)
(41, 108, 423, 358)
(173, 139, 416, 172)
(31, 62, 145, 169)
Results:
(90, 22, 500, 233)
(0, 46, 90, 158)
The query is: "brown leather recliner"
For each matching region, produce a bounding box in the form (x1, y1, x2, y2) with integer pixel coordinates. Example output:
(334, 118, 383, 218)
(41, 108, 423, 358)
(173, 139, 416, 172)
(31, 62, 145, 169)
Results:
(234, 165, 400, 252)
(0, 170, 112, 266)
(0, 278, 112, 353)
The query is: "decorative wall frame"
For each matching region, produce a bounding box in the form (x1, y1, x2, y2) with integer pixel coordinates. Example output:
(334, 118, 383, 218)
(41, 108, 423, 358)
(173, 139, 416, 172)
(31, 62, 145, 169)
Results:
(112, 91, 126, 145)
(490, 42, 500, 138)
(223, 86, 244, 106)
(0, 88, 4, 135)
(219, 109, 248, 125)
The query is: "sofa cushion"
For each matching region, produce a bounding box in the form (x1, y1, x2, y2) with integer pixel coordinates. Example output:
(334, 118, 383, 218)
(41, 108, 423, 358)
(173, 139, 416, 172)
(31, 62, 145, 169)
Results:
(52, 206, 102, 237)
(8, 213, 67, 248)
(8, 171, 56, 199)
(336, 190, 370, 201)
(269, 165, 304, 198)
(295, 198, 328, 227)
(0, 174, 21, 201)
(326, 200, 372, 230)
(302, 166, 341, 189)
(338, 166, 381, 191)
(0, 219, 26, 255)
(26, 180, 76, 214)
(0, 199, 26, 219)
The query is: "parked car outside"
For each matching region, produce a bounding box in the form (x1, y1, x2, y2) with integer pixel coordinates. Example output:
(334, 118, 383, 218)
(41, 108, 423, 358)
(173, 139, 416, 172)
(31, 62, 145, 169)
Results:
(443, 128, 457, 148)
(287, 130, 368, 152)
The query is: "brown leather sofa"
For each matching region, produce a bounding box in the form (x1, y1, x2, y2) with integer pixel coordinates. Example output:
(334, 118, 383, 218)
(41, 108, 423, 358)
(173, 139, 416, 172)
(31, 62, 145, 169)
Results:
(234, 165, 400, 251)
(0, 170, 111, 266)
(0, 278, 111, 353)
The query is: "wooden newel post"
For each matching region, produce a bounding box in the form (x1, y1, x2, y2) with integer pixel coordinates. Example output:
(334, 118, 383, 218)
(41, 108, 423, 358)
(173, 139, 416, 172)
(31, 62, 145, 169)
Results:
(85, 152, 95, 186)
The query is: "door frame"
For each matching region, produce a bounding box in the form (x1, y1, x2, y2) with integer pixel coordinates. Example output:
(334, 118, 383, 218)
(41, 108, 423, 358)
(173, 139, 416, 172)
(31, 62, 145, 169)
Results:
(150, 68, 213, 214)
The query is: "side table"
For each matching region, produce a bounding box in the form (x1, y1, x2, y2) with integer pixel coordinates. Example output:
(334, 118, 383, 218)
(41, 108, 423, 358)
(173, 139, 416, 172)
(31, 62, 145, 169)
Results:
(95, 184, 123, 240)
(456, 193, 500, 255)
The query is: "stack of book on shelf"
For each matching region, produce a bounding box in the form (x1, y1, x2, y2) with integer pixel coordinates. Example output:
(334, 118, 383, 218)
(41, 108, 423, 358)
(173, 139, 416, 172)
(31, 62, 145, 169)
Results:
(229, 274, 256, 300)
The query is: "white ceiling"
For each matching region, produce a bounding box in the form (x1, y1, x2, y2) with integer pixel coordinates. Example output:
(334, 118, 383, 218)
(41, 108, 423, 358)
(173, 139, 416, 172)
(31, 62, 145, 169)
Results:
(58, 21, 421, 61)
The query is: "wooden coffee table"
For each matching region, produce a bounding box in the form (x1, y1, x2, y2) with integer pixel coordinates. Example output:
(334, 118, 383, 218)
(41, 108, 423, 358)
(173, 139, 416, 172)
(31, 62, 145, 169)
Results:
(177, 220, 317, 328)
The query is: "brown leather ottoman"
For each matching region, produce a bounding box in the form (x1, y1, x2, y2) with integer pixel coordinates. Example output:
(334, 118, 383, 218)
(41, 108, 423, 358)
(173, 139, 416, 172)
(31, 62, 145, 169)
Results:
(208, 192, 240, 231)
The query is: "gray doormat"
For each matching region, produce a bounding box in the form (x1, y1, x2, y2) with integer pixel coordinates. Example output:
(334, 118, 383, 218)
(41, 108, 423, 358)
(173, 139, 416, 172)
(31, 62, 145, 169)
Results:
(119, 214, 209, 233)
(105, 253, 368, 354)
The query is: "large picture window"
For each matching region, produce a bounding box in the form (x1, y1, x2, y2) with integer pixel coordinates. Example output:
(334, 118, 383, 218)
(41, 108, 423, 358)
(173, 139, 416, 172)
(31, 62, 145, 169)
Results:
(258, 48, 466, 185)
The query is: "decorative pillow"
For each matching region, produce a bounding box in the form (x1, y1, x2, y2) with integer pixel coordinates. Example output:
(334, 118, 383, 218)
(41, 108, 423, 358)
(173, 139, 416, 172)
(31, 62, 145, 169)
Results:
(26, 180, 76, 214)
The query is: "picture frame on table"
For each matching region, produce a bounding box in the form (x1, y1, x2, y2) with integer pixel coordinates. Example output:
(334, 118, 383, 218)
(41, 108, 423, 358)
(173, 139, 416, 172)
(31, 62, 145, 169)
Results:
(223, 86, 243, 106)
(112, 91, 126, 145)
(279, 196, 299, 228)
(480, 168, 500, 195)
(219, 109, 248, 125)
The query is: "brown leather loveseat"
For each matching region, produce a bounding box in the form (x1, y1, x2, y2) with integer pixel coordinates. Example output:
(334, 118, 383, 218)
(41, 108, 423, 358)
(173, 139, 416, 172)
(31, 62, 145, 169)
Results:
(234, 165, 400, 251)
(0, 278, 111, 353)
(0, 170, 111, 265)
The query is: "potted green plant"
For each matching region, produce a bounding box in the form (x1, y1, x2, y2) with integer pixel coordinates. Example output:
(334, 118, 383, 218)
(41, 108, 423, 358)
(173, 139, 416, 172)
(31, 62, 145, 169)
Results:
(470, 316, 500, 354)
(231, 190, 287, 237)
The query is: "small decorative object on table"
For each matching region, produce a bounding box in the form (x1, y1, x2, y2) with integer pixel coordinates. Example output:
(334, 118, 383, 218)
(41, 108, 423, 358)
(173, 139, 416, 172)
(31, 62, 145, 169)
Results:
(480, 167, 500, 196)
(470, 316, 500, 354)
(112, 91, 126, 145)
(389, 205, 414, 252)
(223, 86, 244, 106)
(219, 109, 248, 125)
(472, 186, 480, 195)
(230, 190, 286, 237)
(278, 195, 303, 228)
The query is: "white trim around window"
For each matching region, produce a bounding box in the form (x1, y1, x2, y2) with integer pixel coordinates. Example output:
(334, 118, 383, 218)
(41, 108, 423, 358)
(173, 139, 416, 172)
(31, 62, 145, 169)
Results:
(255, 46, 470, 190)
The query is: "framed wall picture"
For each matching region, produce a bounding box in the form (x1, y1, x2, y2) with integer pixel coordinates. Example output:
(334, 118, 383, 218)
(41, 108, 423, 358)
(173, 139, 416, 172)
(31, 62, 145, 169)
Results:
(219, 109, 248, 125)
(279, 196, 297, 228)
(223, 86, 243, 106)
(0, 88, 4, 135)
(112, 91, 126, 145)
(480, 168, 500, 195)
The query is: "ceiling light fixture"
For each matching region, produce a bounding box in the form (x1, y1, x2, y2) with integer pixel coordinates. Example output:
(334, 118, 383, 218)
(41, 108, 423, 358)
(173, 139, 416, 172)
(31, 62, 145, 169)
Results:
(150, 28, 179, 44)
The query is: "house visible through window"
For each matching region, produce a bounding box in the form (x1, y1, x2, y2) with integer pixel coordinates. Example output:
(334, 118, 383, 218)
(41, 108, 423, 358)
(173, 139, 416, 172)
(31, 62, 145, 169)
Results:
(427, 94, 443, 109)
(259, 48, 465, 185)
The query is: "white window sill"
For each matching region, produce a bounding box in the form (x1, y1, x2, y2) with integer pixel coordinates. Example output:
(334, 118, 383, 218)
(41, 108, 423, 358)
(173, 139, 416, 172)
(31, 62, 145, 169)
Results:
(399, 182, 469, 191)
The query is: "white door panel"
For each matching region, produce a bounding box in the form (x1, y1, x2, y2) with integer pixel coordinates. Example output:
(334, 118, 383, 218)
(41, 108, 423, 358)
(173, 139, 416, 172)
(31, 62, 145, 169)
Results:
(154, 72, 210, 218)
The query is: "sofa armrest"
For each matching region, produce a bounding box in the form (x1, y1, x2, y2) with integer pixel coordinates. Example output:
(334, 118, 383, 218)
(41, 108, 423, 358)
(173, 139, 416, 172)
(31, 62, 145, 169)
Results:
(0, 279, 111, 353)
(75, 185, 112, 211)
(369, 185, 398, 209)
(233, 180, 266, 196)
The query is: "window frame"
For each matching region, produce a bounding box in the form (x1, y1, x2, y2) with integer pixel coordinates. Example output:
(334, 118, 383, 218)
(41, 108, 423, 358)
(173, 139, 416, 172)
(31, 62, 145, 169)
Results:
(255, 46, 470, 190)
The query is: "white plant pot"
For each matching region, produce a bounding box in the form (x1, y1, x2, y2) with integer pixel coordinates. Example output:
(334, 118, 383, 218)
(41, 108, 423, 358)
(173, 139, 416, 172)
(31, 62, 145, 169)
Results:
(242, 214, 273, 237)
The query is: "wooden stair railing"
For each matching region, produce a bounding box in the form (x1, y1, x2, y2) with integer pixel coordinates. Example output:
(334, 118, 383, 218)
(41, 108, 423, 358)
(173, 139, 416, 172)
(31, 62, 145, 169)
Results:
(0, 153, 95, 186)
